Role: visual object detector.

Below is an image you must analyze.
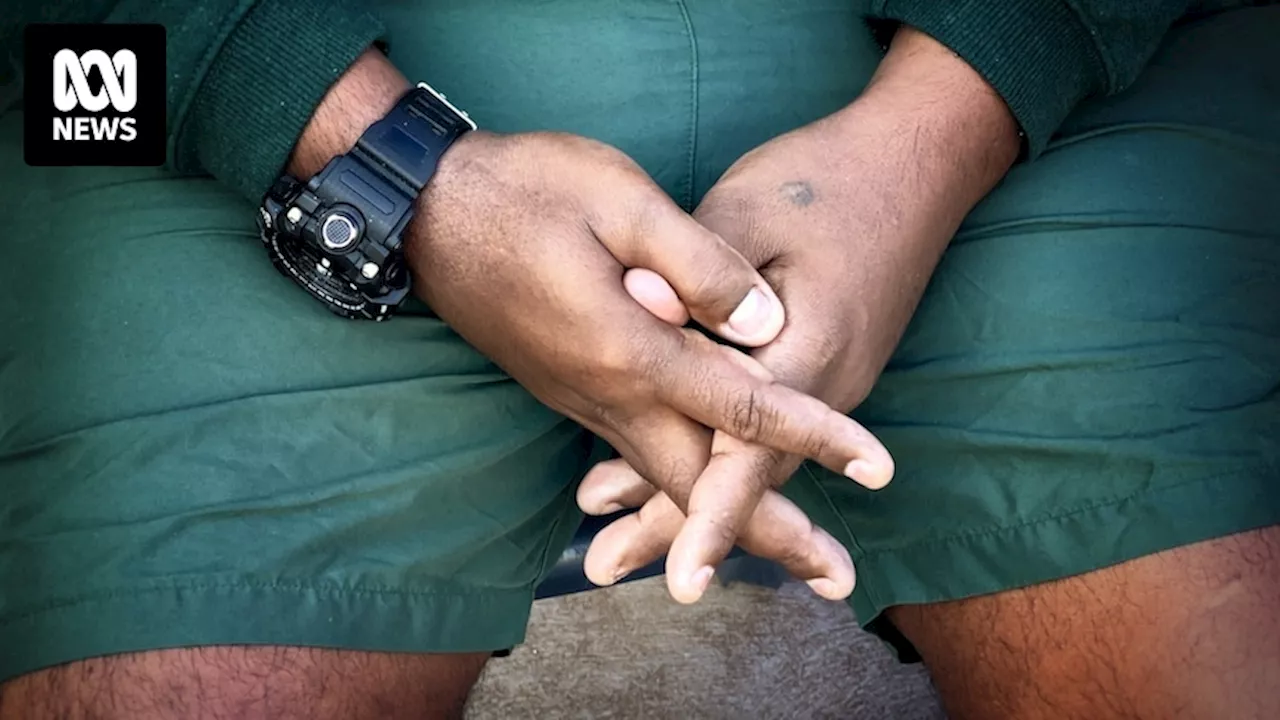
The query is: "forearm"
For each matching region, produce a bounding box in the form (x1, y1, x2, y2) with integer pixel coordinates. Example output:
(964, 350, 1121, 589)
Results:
(791, 22, 1020, 328)
(831, 27, 1020, 248)
(866, 1, 1192, 157)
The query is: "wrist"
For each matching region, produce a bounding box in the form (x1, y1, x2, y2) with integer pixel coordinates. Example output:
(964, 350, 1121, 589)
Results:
(836, 27, 1020, 215)
(286, 48, 409, 180)
(264, 57, 478, 321)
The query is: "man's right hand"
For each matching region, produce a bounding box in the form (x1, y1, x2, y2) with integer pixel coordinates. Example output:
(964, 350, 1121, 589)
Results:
(407, 130, 891, 587)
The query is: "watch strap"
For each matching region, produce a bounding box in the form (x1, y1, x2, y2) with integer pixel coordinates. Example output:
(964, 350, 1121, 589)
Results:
(352, 82, 477, 197)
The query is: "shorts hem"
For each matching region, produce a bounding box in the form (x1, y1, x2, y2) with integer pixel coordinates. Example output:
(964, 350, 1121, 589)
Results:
(0, 578, 535, 683)
(847, 468, 1280, 638)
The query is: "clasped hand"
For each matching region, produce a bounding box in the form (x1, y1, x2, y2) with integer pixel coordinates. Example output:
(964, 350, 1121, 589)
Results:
(577, 116, 908, 604)
(575, 25, 1022, 603)
(408, 130, 893, 602)
(403, 25, 1016, 605)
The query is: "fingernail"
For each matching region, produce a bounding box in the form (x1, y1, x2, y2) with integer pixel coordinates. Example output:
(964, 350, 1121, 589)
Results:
(691, 566, 715, 596)
(806, 578, 840, 598)
(611, 567, 632, 585)
(844, 459, 891, 491)
(727, 288, 770, 338)
(598, 502, 625, 515)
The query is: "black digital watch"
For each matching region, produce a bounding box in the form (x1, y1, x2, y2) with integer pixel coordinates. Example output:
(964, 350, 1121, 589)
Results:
(257, 82, 476, 321)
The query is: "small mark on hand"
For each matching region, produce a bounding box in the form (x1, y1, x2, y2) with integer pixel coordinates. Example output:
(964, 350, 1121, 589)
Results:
(779, 180, 816, 207)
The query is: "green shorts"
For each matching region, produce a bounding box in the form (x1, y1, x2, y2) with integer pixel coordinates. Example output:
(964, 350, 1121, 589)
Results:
(2, 1, 1278, 680)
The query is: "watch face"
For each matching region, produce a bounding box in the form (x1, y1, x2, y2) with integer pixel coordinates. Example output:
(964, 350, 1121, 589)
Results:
(259, 200, 407, 321)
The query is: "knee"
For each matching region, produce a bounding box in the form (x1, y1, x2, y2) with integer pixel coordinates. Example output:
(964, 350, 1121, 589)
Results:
(0, 646, 490, 720)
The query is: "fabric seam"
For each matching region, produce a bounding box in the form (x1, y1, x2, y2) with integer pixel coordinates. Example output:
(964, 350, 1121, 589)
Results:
(1059, 0, 1118, 91)
(673, 0, 700, 211)
(532, 488, 583, 582)
(0, 578, 531, 629)
(799, 463, 868, 559)
(1044, 121, 1280, 158)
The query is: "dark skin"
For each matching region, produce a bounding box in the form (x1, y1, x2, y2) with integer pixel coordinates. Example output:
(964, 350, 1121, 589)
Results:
(0, 648, 489, 720)
(581, 27, 1020, 601)
(583, 26, 1280, 720)
(891, 528, 1280, 720)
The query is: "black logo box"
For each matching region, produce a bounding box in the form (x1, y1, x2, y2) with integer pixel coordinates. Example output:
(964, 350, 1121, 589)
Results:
(24, 23, 166, 167)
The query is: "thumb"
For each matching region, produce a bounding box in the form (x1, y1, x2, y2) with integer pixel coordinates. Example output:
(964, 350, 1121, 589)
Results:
(596, 196, 785, 347)
(623, 268, 688, 327)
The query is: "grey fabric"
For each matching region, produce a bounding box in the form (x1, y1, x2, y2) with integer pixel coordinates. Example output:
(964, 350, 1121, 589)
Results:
(468, 579, 945, 719)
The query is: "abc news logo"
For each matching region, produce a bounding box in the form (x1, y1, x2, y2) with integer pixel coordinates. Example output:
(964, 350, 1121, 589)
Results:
(24, 24, 165, 166)
(53, 49, 140, 142)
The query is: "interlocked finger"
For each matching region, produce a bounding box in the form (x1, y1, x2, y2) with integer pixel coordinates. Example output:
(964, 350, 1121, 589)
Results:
(578, 458, 660, 515)
(583, 491, 683, 588)
(653, 331, 892, 488)
(580, 452, 856, 603)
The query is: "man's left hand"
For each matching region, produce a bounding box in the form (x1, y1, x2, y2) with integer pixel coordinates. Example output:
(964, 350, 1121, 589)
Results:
(578, 27, 1023, 603)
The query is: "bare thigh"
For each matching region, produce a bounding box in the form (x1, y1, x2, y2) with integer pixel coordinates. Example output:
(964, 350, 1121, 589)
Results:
(0, 647, 490, 720)
(889, 526, 1280, 720)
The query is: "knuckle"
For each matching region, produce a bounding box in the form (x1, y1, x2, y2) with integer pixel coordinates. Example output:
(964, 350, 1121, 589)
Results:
(539, 130, 600, 155)
(773, 535, 817, 572)
(595, 187, 668, 254)
(622, 193, 665, 241)
(777, 325, 845, 382)
(743, 448, 788, 489)
(808, 330, 846, 372)
(540, 370, 622, 429)
(588, 137, 642, 171)
(798, 424, 835, 464)
(596, 326, 668, 379)
(629, 331, 675, 381)
(582, 397, 621, 431)
(622, 185, 683, 238)
(594, 340, 638, 377)
(684, 255, 743, 314)
(700, 512, 742, 552)
(727, 388, 775, 442)
(846, 368, 878, 409)
(648, 455, 701, 501)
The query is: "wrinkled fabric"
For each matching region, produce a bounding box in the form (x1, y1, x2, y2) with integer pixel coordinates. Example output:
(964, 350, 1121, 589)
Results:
(2, 1, 1277, 680)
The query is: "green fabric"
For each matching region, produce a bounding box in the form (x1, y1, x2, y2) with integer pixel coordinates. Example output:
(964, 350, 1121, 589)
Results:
(6, 0, 1263, 199)
(4, 0, 384, 201)
(2, 0, 1279, 683)
(866, 1, 1263, 157)
(785, 5, 1280, 658)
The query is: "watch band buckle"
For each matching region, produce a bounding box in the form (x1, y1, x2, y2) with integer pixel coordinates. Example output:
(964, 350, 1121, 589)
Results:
(417, 81, 477, 132)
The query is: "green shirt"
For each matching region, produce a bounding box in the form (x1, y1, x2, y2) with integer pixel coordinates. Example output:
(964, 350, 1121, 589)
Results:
(3, 0, 1263, 203)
